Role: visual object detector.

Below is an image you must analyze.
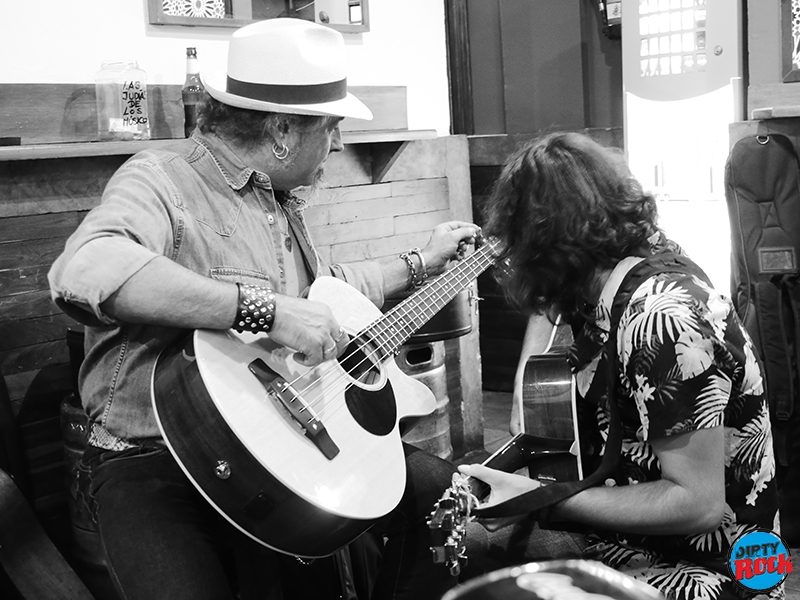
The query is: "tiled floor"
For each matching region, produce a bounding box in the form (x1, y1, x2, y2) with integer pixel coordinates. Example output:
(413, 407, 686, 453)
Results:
(476, 390, 800, 600)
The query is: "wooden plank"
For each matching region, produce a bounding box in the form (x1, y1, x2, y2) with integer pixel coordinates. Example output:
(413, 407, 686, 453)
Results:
(443, 135, 484, 455)
(748, 83, 800, 120)
(308, 216, 394, 246)
(0, 212, 86, 245)
(454, 294, 484, 455)
(0, 315, 77, 353)
(0, 238, 69, 273)
(394, 210, 451, 235)
(0, 157, 120, 218)
(0, 83, 410, 148)
(322, 144, 373, 188)
(317, 182, 393, 206)
(445, 0, 475, 135)
(323, 190, 448, 225)
(0, 340, 69, 378)
(6, 365, 72, 415)
(341, 86, 409, 133)
(0, 131, 435, 163)
(312, 177, 450, 209)
(378, 140, 448, 182)
(0, 83, 184, 144)
(0, 265, 52, 297)
(330, 232, 432, 264)
(445, 135, 473, 223)
(390, 178, 450, 197)
(0, 290, 60, 323)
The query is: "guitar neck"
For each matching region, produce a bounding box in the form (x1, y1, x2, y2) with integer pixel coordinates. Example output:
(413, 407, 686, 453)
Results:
(366, 242, 497, 357)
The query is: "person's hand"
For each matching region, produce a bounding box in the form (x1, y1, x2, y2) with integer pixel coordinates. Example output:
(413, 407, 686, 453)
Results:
(268, 294, 349, 366)
(420, 221, 481, 276)
(457, 463, 542, 532)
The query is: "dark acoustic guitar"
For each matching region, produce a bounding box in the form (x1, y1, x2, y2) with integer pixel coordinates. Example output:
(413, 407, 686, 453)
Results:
(151, 238, 499, 559)
(429, 349, 582, 576)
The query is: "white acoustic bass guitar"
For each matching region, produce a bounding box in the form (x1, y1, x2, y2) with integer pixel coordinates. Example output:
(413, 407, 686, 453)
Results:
(151, 238, 499, 558)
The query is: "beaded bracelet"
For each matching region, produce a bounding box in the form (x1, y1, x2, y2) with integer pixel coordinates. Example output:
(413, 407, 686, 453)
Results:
(408, 247, 428, 287)
(233, 283, 276, 333)
(398, 250, 418, 291)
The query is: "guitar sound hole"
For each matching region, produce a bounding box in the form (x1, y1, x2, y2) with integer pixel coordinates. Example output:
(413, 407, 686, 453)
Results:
(338, 339, 382, 386)
(338, 338, 396, 436)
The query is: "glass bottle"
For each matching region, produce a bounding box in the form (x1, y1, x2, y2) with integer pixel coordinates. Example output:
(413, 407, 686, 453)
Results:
(94, 60, 151, 141)
(182, 47, 204, 138)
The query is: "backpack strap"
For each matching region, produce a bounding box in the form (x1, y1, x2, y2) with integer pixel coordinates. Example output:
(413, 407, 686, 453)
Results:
(753, 277, 797, 466)
(474, 252, 711, 519)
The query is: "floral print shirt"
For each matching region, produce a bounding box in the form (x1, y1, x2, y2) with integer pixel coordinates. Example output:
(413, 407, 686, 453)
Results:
(569, 236, 783, 600)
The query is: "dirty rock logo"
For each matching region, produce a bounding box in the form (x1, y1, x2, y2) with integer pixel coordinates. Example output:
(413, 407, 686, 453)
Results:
(728, 529, 792, 592)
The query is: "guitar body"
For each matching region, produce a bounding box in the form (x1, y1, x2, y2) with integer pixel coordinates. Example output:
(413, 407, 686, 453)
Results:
(152, 276, 437, 558)
(522, 351, 583, 482)
(430, 348, 582, 575)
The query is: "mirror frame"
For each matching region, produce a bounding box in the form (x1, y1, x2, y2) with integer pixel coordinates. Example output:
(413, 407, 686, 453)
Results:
(146, 0, 370, 33)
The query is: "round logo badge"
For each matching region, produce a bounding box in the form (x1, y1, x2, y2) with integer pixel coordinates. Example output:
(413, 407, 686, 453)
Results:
(728, 528, 792, 593)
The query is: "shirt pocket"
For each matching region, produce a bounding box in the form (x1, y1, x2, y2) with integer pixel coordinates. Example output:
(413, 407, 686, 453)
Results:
(209, 267, 274, 288)
(184, 188, 244, 238)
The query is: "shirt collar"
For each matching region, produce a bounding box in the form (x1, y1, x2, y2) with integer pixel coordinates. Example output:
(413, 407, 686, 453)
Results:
(193, 130, 308, 210)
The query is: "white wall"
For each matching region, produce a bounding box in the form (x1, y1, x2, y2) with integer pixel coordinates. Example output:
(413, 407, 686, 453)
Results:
(0, 0, 451, 136)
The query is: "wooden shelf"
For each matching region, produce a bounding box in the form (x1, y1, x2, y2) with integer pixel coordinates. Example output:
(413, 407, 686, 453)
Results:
(0, 130, 437, 162)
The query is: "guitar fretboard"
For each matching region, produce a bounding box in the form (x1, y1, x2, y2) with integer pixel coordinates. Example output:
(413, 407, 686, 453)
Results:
(365, 240, 498, 358)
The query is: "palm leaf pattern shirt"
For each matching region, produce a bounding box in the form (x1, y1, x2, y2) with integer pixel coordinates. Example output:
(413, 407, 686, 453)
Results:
(569, 236, 783, 600)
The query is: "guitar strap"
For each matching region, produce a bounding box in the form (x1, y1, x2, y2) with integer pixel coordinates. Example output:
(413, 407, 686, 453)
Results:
(473, 252, 712, 519)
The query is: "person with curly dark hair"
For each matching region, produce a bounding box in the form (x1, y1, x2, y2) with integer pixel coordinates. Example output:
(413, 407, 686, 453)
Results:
(457, 132, 783, 600)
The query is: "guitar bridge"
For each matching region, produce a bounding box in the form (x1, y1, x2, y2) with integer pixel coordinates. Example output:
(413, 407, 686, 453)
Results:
(248, 358, 340, 460)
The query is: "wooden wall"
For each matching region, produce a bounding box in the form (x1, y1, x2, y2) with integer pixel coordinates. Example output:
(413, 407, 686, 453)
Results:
(0, 84, 482, 550)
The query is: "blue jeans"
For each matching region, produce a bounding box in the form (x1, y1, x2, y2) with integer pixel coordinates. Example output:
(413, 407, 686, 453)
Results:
(80, 442, 457, 600)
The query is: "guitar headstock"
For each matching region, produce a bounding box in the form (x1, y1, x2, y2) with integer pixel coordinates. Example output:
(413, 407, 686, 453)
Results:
(476, 233, 504, 258)
(427, 476, 478, 576)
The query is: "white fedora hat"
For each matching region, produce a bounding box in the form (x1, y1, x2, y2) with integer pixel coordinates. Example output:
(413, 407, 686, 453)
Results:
(203, 18, 373, 121)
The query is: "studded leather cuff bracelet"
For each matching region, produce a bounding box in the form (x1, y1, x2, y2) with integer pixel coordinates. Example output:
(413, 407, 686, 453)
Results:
(233, 283, 276, 333)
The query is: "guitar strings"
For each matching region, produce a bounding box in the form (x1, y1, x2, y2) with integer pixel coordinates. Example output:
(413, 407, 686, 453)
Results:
(298, 247, 494, 419)
(292, 263, 480, 420)
(277, 244, 497, 424)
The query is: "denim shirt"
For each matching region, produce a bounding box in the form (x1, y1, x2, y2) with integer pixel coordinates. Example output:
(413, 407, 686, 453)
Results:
(48, 130, 385, 446)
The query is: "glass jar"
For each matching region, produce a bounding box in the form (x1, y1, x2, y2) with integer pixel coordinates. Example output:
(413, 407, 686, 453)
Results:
(94, 60, 151, 141)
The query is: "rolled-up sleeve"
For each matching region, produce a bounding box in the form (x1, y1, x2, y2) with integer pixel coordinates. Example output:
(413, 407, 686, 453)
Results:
(48, 156, 176, 326)
(49, 237, 161, 326)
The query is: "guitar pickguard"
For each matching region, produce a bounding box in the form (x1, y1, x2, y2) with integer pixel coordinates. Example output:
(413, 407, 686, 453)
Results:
(344, 381, 396, 437)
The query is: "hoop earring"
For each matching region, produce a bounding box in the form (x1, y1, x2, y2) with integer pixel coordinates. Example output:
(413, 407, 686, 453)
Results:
(272, 142, 289, 160)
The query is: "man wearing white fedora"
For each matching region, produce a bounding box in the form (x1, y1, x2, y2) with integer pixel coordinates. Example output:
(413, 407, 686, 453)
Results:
(49, 17, 477, 600)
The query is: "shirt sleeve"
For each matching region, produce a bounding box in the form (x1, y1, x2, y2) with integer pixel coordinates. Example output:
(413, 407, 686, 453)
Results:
(48, 157, 176, 326)
(619, 273, 730, 441)
(328, 261, 387, 307)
